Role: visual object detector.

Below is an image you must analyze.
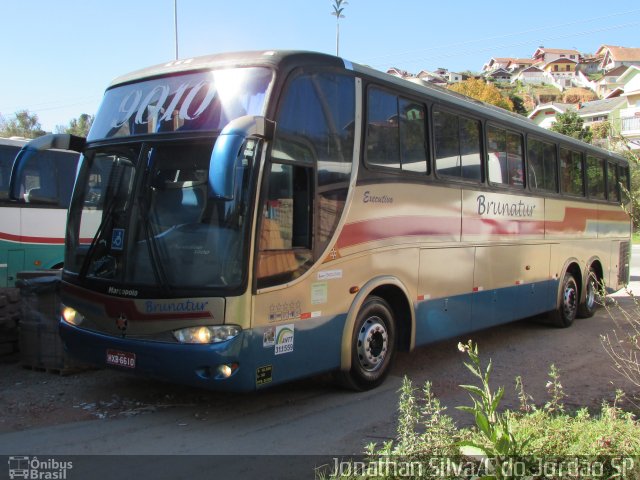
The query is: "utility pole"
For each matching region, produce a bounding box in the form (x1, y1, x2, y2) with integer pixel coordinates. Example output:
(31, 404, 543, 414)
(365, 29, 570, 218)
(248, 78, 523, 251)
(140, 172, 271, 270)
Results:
(174, 0, 179, 60)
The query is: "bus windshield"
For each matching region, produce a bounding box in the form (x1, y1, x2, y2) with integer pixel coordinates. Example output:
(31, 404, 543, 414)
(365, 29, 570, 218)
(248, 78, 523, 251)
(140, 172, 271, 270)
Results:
(65, 140, 255, 291)
(0, 143, 21, 201)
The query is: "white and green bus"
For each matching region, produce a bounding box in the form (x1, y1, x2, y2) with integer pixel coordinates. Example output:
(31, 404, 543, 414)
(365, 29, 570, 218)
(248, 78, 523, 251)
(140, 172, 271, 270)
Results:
(0, 136, 80, 321)
(53, 51, 630, 391)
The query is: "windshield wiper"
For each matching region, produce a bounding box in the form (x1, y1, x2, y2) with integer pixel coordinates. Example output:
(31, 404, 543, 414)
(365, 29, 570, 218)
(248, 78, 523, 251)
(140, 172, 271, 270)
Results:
(137, 196, 172, 295)
(79, 157, 132, 280)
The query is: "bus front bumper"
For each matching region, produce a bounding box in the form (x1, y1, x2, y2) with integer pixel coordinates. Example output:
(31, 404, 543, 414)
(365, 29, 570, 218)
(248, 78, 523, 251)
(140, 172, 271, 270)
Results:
(59, 320, 258, 392)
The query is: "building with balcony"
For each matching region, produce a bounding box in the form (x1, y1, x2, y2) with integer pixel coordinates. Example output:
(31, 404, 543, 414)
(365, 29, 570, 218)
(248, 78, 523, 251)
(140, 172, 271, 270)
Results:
(615, 66, 640, 150)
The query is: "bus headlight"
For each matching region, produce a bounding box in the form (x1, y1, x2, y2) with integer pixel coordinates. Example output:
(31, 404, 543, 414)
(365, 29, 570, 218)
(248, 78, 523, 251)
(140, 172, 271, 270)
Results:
(61, 305, 85, 326)
(173, 325, 241, 344)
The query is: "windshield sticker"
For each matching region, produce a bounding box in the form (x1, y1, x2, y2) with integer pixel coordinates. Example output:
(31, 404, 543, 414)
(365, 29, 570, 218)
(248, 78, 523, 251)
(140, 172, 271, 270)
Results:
(263, 327, 275, 348)
(274, 324, 294, 355)
(318, 269, 342, 281)
(256, 365, 273, 386)
(311, 282, 328, 305)
(268, 301, 301, 323)
(111, 229, 125, 251)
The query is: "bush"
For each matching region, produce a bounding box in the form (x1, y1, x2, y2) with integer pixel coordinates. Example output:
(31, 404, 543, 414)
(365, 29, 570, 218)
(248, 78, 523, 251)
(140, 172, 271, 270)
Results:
(327, 341, 640, 480)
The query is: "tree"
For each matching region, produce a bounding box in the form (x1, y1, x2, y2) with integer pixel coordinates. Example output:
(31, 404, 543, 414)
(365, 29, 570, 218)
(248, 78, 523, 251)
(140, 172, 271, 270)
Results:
(55, 114, 94, 137)
(0, 110, 46, 138)
(550, 110, 592, 143)
(447, 78, 514, 111)
(330, 0, 347, 56)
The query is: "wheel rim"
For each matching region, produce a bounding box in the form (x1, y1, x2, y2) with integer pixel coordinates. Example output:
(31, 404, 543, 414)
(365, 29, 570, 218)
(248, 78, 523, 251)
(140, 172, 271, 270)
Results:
(357, 316, 388, 372)
(585, 278, 596, 310)
(562, 280, 578, 319)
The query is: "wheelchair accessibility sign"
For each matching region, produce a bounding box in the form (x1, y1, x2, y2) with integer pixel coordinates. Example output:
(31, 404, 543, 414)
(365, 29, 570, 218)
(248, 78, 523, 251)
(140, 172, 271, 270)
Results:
(111, 229, 125, 251)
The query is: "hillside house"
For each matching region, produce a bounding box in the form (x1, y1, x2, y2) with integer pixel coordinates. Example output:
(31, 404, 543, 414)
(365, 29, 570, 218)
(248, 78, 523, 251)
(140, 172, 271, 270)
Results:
(542, 58, 578, 87)
(596, 45, 640, 72)
(482, 57, 514, 73)
(532, 47, 581, 65)
(434, 68, 464, 83)
(506, 58, 536, 72)
(416, 70, 449, 87)
(527, 98, 625, 130)
(485, 68, 512, 83)
(615, 66, 640, 149)
(594, 65, 629, 98)
(527, 103, 573, 128)
(576, 56, 601, 75)
(511, 66, 546, 85)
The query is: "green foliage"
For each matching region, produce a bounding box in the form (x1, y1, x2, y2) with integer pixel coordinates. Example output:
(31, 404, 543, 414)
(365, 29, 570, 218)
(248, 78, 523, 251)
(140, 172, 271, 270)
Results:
(55, 113, 94, 137)
(456, 340, 527, 477)
(448, 79, 515, 111)
(550, 110, 593, 143)
(331, 342, 640, 480)
(590, 120, 611, 141)
(0, 109, 46, 138)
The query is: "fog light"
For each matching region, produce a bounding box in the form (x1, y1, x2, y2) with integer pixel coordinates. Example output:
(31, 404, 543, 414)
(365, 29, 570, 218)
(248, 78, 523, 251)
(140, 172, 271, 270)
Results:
(215, 363, 238, 379)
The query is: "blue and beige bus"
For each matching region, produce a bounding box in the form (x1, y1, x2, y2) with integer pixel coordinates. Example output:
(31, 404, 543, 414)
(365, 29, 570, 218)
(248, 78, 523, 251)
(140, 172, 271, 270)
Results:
(47, 51, 630, 391)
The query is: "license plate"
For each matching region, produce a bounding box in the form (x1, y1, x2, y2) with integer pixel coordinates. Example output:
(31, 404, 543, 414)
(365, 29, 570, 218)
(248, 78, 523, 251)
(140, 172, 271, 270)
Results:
(106, 349, 136, 369)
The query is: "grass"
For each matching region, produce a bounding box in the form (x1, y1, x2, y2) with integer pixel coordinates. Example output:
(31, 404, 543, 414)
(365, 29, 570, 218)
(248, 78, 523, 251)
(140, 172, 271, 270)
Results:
(633, 232, 640, 244)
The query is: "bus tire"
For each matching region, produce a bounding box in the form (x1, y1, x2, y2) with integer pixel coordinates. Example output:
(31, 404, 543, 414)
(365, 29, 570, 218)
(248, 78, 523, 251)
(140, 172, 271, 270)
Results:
(338, 296, 396, 391)
(577, 270, 599, 318)
(550, 272, 578, 328)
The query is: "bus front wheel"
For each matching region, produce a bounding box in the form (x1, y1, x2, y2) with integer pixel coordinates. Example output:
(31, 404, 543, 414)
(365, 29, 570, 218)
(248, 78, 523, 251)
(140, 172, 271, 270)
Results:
(338, 296, 396, 391)
(550, 272, 578, 328)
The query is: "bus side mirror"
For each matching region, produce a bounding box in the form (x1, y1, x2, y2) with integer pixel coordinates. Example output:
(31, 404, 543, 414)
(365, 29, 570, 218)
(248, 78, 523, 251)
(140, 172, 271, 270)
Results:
(209, 116, 275, 200)
(9, 134, 86, 201)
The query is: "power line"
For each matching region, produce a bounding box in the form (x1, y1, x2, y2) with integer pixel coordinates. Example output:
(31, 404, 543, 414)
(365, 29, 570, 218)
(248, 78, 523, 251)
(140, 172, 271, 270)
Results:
(367, 20, 640, 71)
(0, 96, 101, 115)
(361, 9, 640, 68)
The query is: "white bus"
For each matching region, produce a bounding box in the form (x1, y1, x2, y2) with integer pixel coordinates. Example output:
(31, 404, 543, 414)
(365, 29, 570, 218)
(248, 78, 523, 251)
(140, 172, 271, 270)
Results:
(0, 137, 80, 325)
(51, 51, 630, 391)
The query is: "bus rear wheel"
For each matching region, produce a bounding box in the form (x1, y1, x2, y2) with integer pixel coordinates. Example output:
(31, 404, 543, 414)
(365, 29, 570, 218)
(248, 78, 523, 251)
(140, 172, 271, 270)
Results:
(338, 296, 396, 391)
(577, 270, 600, 318)
(550, 272, 578, 328)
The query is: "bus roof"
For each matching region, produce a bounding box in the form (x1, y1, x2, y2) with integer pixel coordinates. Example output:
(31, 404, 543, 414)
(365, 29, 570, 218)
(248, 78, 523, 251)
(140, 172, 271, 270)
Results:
(0, 137, 28, 147)
(107, 50, 626, 164)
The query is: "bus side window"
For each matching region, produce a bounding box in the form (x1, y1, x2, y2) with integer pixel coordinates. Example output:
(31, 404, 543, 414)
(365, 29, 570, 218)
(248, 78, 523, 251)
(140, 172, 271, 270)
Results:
(487, 124, 523, 188)
(586, 155, 606, 200)
(560, 148, 584, 196)
(434, 108, 481, 181)
(527, 137, 557, 192)
(257, 163, 314, 289)
(607, 162, 621, 203)
(366, 88, 401, 169)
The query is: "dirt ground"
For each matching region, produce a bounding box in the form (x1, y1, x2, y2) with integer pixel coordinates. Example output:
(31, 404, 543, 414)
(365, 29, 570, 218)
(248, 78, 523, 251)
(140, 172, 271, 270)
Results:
(1, 289, 639, 436)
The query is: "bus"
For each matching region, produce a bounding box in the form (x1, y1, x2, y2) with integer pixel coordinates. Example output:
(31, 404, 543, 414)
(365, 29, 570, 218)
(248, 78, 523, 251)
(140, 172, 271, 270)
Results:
(53, 51, 630, 392)
(0, 137, 80, 324)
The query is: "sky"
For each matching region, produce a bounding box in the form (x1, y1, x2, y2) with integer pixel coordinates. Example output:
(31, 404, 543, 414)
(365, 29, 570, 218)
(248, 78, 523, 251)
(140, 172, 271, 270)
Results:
(1, 0, 639, 132)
